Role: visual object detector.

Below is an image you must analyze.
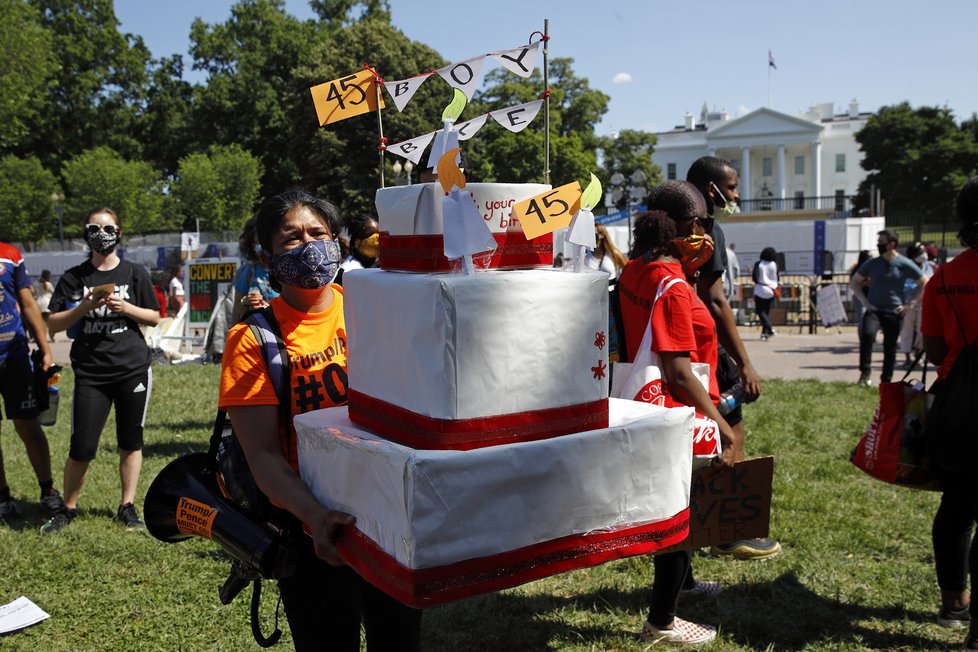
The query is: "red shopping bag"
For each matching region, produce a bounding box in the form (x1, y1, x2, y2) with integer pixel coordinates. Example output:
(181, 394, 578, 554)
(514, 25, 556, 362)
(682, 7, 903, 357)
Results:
(850, 361, 937, 490)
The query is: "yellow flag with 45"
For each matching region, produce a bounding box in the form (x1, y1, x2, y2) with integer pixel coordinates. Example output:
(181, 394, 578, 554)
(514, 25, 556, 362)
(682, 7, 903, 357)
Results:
(310, 69, 385, 126)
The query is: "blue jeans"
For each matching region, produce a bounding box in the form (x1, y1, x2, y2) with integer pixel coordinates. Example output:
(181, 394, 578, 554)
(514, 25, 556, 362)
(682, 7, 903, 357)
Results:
(858, 309, 902, 383)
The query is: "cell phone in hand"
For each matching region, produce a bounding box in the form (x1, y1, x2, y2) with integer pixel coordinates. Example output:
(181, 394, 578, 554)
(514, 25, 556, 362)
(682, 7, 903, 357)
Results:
(91, 283, 115, 300)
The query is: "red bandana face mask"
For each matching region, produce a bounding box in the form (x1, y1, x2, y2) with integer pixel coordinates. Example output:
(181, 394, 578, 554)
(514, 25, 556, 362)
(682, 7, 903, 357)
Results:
(672, 235, 714, 274)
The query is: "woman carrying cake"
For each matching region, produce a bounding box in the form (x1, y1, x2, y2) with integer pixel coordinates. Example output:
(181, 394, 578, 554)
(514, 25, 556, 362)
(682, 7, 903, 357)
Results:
(219, 189, 422, 651)
(618, 180, 736, 645)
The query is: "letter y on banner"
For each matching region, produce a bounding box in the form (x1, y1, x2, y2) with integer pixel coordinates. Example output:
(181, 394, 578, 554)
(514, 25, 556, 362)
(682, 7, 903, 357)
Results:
(492, 42, 541, 78)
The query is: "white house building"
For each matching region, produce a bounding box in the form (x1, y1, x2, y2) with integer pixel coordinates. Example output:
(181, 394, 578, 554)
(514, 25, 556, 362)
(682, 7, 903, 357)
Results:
(652, 100, 872, 215)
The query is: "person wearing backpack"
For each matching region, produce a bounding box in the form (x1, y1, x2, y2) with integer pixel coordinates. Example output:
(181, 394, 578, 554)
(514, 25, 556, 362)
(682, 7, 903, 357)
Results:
(921, 175, 978, 650)
(219, 190, 422, 651)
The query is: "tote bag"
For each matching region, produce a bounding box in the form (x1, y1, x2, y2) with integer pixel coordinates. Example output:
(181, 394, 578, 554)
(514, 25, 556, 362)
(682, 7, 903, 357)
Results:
(850, 351, 937, 490)
(611, 277, 721, 464)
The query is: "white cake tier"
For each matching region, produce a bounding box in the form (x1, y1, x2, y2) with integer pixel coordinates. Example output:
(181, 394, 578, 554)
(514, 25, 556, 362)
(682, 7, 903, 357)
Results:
(344, 268, 611, 449)
(294, 398, 693, 606)
(375, 182, 553, 271)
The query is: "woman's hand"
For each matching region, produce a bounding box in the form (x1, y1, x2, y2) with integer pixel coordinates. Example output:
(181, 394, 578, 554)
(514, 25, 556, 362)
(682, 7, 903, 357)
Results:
(307, 507, 356, 566)
(104, 294, 128, 315)
(245, 289, 266, 310)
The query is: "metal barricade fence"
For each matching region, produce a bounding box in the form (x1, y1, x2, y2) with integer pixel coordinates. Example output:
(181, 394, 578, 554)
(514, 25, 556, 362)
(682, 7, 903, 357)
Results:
(730, 274, 857, 334)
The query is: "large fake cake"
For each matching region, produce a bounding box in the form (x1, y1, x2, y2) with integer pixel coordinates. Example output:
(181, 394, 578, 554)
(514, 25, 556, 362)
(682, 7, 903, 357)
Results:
(292, 176, 697, 608)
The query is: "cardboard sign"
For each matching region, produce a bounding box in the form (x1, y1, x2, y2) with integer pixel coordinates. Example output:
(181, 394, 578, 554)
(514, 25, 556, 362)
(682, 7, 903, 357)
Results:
(310, 69, 385, 126)
(659, 456, 774, 553)
(175, 496, 217, 539)
(514, 182, 582, 240)
(186, 258, 237, 328)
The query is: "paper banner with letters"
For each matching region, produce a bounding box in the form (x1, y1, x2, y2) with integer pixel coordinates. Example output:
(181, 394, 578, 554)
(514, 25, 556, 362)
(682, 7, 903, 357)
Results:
(491, 42, 541, 78)
(387, 132, 436, 165)
(514, 182, 583, 241)
(456, 114, 488, 141)
(310, 69, 385, 126)
(490, 99, 544, 133)
(383, 74, 432, 113)
(437, 56, 486, 101)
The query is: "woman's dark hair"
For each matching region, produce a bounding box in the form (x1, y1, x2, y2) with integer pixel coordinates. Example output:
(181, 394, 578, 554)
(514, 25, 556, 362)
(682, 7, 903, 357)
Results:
(345, 213, 378, 249)
(255, 189, 341, 255)
(760, 247, 777, 262)
(956, 175, 978, 248)
(237, 217, 259, 263)
(255, 189, 342, 292)
(629, 210, 677, 260)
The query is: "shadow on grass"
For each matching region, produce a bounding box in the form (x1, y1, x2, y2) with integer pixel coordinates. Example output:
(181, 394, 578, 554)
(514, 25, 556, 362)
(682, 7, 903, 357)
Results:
(141, 440, 210, 459)
(423, 570, 945, 651)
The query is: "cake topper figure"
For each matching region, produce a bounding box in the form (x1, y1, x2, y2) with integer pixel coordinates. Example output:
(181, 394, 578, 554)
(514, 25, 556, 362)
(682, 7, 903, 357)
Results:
(566, 173, 602, 272)
(438, 148, 496, 275)
(427, 89, 467, 172)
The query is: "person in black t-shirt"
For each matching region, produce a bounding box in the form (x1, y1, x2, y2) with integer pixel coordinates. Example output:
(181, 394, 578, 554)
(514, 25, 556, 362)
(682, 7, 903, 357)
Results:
(41, 208, 160, 534)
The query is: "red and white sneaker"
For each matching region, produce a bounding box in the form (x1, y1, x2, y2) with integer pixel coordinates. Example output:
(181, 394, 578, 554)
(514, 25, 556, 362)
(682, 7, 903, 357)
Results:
(641, 617, 717, 645)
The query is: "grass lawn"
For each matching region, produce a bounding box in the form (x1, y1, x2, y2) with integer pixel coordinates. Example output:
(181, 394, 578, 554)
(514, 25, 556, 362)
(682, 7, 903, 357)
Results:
(1, 365, 963, 650)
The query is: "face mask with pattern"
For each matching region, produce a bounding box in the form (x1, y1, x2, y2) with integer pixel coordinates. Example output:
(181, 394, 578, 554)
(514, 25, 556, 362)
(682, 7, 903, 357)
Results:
(269, 239, 342, 289)
(85, 229, 119, 255)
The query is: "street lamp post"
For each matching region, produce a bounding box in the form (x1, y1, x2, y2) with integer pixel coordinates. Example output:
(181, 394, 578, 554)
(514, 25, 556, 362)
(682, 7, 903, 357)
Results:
(391, 160, 415, 186)
(608, 169, 648, 251)
(50, 192, 65, 250)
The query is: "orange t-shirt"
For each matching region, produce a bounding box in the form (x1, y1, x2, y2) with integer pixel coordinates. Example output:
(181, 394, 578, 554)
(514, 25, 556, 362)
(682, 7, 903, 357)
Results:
(219, 287, 348, 471)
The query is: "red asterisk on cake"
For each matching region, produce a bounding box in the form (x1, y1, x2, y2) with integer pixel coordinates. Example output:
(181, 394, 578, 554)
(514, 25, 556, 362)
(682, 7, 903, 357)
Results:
(592, 359, 606, 379)
(594, 331, 606, 349)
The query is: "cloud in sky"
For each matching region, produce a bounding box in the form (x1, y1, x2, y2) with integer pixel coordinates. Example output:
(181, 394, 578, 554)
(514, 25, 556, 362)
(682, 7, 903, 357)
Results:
(612, 72, 633, 84)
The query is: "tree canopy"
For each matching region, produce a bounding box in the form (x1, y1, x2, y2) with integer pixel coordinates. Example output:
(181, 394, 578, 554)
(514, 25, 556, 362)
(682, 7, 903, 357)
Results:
(0, 0, 58, 149)
(856, 102, 978, 225)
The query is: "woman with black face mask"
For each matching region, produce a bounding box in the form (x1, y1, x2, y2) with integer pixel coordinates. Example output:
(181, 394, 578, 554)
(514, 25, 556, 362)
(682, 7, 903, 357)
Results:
(42, 207, 161, 534)
(219, 189, 422, 651)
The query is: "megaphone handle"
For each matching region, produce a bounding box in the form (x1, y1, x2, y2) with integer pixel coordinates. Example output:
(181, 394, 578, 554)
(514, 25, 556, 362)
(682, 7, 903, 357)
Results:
(250, 578, 282, 648)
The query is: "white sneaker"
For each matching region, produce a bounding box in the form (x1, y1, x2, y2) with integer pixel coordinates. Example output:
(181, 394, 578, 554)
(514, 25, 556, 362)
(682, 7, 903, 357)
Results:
(680, 580, 723, 597)
(640, 617, 717, 645)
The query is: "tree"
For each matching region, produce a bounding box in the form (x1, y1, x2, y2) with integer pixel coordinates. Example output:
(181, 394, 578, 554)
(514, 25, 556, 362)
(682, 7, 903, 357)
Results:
(0, 155, 59, 249)
(856, 102, 978, 226)
(23, 0, 151, 171)
(289, 15, 447, 215)
(61, 147, 165, 234)
(308, 0, 390, 28)
(0, 0, 57, 150)
(169, 145, 263, 233)
(598, 129, 662, 205)
(136, 55, 196, 178)
(189, 0, 316, 197)
(466, 58, 610, 189)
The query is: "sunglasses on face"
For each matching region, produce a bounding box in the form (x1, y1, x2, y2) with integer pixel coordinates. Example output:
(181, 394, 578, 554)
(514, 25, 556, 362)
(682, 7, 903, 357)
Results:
(85, 223, 119, 236)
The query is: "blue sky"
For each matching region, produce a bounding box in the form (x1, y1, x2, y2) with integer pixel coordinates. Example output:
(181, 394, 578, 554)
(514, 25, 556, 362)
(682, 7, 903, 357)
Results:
(116, 0, 978, 136)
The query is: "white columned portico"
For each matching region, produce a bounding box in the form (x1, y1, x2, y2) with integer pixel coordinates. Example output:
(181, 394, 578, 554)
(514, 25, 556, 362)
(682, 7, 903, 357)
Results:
(740, 146, 751, 201)
(812, 141, 822, 200)
(776, 144, 786, 200)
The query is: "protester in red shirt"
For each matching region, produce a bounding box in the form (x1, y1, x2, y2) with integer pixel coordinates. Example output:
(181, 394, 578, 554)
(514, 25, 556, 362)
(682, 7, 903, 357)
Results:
(618, 180, 735, 646)
(921, 175, 978, 649)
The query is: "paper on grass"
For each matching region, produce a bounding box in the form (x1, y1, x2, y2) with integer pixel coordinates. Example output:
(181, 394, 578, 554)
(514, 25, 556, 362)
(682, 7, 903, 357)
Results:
(0, 596, 49, 634)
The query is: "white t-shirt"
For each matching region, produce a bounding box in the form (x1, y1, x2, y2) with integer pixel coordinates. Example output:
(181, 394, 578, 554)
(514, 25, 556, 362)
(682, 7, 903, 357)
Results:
(753, 260, 779, 300)
(169, 276, 185, 297)
(584, 252, 619, 282)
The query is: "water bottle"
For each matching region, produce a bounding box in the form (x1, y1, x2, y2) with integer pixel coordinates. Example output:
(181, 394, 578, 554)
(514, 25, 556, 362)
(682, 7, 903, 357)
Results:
(717, 383, 748, 416)
(38, 366, 62, 427)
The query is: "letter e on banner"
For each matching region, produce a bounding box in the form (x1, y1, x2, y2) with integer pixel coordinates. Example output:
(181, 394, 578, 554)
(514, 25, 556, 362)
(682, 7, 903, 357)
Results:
(513, 181, 582, 240)
(310, 69, 385, 126)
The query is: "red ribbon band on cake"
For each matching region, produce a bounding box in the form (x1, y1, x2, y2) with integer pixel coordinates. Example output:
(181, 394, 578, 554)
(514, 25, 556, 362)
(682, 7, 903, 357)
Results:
(337, 508, 690, 608)
(378, 231, 553, 272)
(348, 390, 610, 450)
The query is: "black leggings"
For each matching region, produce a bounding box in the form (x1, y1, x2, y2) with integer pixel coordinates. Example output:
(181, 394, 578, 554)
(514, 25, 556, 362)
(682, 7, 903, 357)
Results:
(69, 370, 151, 461)
(277, 537, 422, 652)
(933, 471, 977, 618)
(754, 296, 774, 335)
(647, 550, 692, 628)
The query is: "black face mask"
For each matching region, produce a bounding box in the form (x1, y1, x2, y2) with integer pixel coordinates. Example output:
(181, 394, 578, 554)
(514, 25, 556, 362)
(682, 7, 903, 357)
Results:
(877, 243, 889, 255)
